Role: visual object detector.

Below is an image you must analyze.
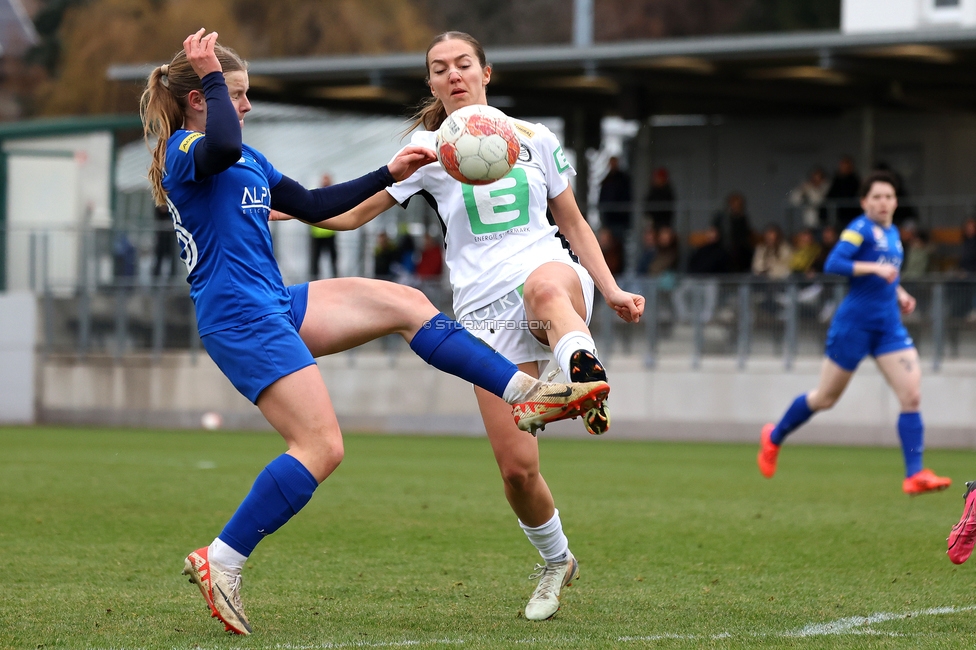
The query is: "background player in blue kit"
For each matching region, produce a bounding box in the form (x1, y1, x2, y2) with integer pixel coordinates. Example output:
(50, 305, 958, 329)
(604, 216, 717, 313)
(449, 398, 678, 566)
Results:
(757, 170, 951, 496)
(140, 29, 609, 636)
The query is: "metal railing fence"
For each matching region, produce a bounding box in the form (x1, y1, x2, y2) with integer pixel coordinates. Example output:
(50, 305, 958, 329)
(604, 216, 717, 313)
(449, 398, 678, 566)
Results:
(11, 217, 976, 369)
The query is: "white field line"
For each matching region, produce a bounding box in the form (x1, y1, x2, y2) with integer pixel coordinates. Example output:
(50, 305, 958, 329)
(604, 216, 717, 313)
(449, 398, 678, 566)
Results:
(618, 604, 976, 643)
(782, 605, 976, 637)
(81, 605, 976, 649)
(274, 641, 465, 649)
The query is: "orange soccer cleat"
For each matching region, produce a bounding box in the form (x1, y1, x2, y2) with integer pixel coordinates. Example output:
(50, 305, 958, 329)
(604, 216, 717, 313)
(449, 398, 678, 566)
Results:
(513, 380, 609, 436)
(902, 468, 952, 496)
(757, 423, 780, 479)
(182, 546, 252, 635)
(948, 481, 976, 564)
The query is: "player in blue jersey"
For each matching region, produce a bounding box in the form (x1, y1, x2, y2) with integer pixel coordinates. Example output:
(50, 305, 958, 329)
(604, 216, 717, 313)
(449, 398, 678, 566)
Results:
(140, 30, 609, 636)
(757, 170, 950, 496)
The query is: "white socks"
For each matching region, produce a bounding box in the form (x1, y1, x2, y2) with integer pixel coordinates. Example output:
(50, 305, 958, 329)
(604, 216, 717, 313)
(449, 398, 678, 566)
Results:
(502, 371, 543, 404)
(210, 537, 247, 576)
(519, 509, 570, 565)
(552, 331, 597, 380)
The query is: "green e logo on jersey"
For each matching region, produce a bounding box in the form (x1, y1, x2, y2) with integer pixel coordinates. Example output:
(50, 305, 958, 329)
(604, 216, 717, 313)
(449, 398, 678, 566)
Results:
(553, 146, 570, 173)
(462, 168, 530, 234)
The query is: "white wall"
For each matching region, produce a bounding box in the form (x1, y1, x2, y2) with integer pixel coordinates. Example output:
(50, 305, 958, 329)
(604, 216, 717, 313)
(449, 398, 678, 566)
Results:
(37, 349, 976, 448)
(0, 292, 36, 423)
(843, 0, 976, 32)
(4, 133, 113, 292)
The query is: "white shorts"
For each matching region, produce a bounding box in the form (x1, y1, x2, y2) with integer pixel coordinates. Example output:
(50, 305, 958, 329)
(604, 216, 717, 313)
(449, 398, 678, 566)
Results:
(458, 260, 595, 366)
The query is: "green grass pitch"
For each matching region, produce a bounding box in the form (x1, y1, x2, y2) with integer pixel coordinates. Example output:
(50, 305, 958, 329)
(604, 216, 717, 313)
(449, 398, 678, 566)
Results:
(2, 426, 976, 649)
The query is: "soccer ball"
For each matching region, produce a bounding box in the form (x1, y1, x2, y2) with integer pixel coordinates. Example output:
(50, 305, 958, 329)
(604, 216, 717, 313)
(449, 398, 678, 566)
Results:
(436, 104, 520, 185)
(200, 411, 223, 430)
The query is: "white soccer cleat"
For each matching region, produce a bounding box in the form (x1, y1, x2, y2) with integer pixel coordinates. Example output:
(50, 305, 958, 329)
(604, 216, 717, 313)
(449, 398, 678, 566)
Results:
(524, 552, 579, 621)
(513, 382, 609, 435)
(182, 546, 252, 635)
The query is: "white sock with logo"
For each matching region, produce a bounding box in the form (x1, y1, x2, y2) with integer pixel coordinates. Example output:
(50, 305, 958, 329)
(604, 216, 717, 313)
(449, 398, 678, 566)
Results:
(552, 331, 597, 380)
(519, 509, 570, 565)
(209, 537, 247, 576)
(502, 371, 543, 404)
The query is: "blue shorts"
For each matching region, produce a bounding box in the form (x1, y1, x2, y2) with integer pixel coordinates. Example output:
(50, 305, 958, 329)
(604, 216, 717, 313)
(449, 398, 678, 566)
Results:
(201, 284, 313, 403)
(825, 319, 914, 372)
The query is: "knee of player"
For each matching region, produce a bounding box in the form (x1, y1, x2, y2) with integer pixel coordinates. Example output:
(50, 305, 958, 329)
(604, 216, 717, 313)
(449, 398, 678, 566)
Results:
(297, 434, 344, 477)
(810, 391, 838, 410)
(901, 389, 922, 412)
(392, 283, 435, 316)
(523, 276, 565, 312)
(499, 463, 538, 493)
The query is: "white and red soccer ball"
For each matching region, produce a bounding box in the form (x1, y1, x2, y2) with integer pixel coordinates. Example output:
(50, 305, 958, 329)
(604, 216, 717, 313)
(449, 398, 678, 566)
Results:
(200, 411, 223, 430)
(436, 104, 520, 185)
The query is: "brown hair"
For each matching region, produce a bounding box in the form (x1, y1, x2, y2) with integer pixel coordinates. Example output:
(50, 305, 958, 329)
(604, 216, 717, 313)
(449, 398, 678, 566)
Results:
(140, 44, 247, 206)
(407, 31, 489, 133)
(859, 170, 899, 199)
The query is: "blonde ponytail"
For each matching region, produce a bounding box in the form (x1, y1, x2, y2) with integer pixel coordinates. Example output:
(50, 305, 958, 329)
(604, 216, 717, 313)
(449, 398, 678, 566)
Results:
(139, 44, 247, 206)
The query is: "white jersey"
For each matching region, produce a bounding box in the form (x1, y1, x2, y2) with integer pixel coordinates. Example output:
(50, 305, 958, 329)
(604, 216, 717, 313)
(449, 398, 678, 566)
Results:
(386, 119, 578, 318)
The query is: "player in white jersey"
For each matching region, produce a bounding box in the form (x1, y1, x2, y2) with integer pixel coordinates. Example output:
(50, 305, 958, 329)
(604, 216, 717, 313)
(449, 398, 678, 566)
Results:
(282, 32, 645, 621)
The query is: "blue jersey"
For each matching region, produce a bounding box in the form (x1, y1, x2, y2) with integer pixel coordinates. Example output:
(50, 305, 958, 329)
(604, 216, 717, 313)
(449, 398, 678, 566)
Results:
(825, 214, 904, 329)
(162, 130, 286, 336)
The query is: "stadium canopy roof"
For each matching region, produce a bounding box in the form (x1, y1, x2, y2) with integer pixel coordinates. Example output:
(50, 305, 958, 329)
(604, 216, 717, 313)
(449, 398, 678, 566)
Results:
(108, 27, 976, 120)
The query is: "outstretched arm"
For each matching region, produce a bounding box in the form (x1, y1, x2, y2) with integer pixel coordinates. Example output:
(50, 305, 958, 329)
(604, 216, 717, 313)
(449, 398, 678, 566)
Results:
(548, 186, 644, 323)
(269, 145, 434, 225)
(270, 190, 398, 231)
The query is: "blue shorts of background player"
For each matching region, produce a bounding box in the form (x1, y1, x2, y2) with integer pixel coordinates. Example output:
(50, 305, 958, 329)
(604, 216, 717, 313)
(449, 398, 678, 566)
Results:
(825, 319, 914, 372)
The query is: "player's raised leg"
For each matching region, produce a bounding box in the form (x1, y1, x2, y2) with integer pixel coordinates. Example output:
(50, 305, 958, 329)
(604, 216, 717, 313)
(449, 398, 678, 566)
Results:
(523, 262, 610, 435)
(299, 278, 607, 433)
(475, 368, 579, 621)
(758, 358, 853, 478)
(875, 348, 950, 495)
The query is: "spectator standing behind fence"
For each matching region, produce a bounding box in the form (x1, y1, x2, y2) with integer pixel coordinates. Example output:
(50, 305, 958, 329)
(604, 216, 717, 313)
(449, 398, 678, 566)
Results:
(955, 217, 976, 322)
(598, 156, 632, 264)
(646, 166, 675, 230)
(712, 192, 754, 273)
(597, 227, 623, 276)
(789, 167, 829, 230)
(826, 155, 861, 228)
(900, 226, 932, 279)
(308, 174, 338, 279)
(673, 225, 730, 324)
(415, 233, 444, 280)
(812, 225, 838, 273)
(635, 227, 656, 276)
(752, 224, 793, 279)
(152, 203, 176, 279)
(651, 225, 680, 276)
(374, 231, 398, 280)
(789, 228, 822, 278)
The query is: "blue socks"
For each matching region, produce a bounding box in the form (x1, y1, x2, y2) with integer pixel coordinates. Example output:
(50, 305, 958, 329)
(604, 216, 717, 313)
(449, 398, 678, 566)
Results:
(898, 412, 924, 477)
(219, 453, 319, 557)
(409, 312, 518, 399)
(771, 394, 814, 445)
